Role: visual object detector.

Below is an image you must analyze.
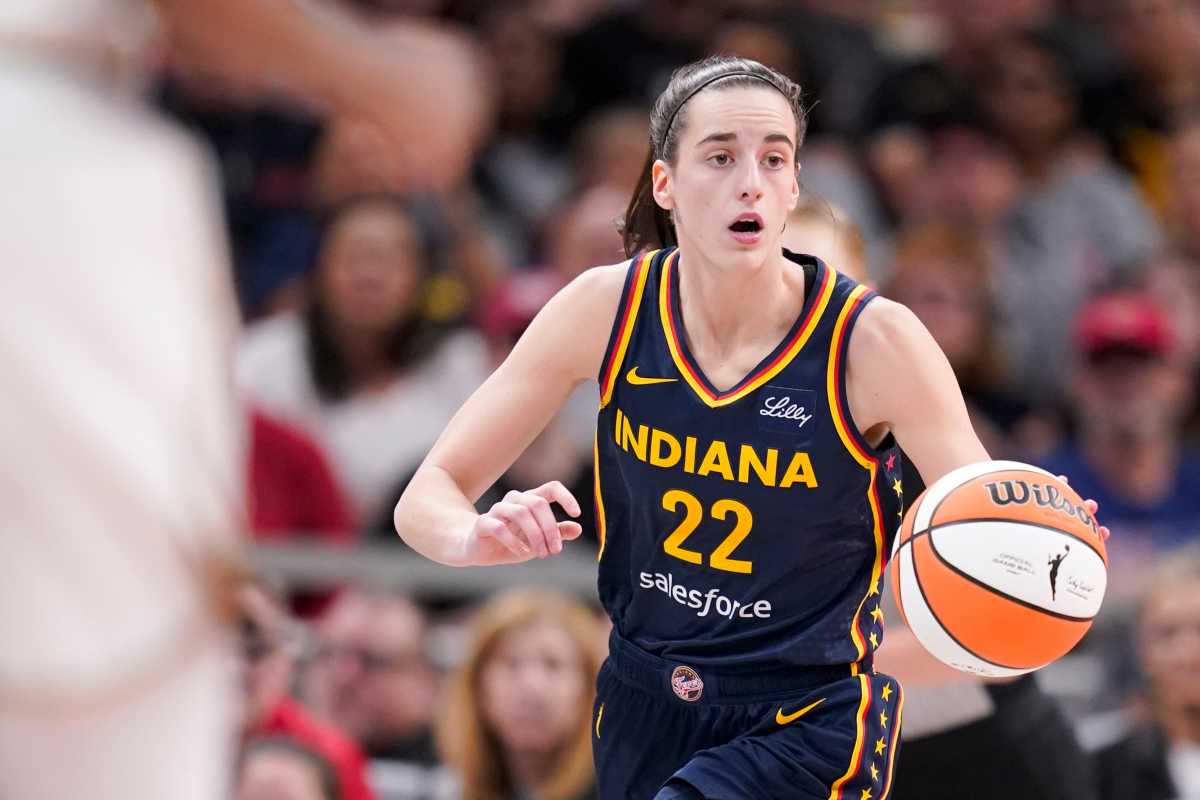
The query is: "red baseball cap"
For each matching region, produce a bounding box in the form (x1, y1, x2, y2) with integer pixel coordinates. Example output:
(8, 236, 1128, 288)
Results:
(1074, 291, 1174, 357)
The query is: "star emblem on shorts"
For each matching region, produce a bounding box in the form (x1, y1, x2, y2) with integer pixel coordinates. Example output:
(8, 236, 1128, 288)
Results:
(880, 710, 888, 727)
(869, 631, 879, 648)
(870, 763, 880, 782)
(861, 787, 873, 800)
(868, 579, 880, 596)
(874, 737, 887, 756)
(870, 606, 883, 623)
(886, 453, 897, 471)
(881, 683, 893, 702)
(892, 478, 903, 497)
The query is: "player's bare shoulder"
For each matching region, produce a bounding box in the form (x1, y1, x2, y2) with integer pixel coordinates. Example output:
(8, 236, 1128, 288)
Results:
(847, 296, 928, 370)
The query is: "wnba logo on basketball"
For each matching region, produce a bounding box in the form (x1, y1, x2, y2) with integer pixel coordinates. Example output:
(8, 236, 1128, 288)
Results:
(670, 665, 704, 702)
(983, 479, 1098, 534)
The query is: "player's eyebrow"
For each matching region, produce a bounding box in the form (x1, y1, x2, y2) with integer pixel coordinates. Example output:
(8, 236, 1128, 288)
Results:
(695, 131, 795, 150)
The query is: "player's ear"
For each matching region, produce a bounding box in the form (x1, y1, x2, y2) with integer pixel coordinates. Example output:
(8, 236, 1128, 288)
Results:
(788, 164, 800, 212)
(652, 159, 674, 211)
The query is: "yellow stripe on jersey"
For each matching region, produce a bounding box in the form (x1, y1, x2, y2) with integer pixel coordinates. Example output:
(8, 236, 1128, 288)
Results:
(659, 251, 837, 409)
(599, 251, 655, 409)
(828, 674, 872, 800)
(594, 430, 608, 561)
(825, 285, 884, 662)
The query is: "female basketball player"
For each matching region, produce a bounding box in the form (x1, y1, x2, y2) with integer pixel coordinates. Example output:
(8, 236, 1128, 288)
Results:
(396, 56, 1105, 799)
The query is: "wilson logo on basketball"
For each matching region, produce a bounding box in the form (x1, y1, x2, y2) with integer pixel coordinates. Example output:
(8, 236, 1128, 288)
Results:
(983, 480, 1098, 535)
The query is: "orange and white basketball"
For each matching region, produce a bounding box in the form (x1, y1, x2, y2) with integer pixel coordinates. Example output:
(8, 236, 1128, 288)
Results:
(889, 460, 1108, 677)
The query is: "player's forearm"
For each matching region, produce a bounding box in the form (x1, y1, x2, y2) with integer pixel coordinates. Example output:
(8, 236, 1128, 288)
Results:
(393, 464, 480, 567)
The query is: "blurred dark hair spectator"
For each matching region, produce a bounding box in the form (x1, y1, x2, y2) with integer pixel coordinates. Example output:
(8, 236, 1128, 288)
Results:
(1090, 0, 1200, 217)
(1040, 290, 1200, 592)
(980, 26, 1162, 403)
(238, 737, 342, 800)
(1094, 543, 1200, 800)
(239, 581, 376, 800)
(559, 0, 721, 131)
(301, 589, 450, 799)
(468, 2, 576, 262)
(437, 589, 602, 800)
(237, 194, 490, 523)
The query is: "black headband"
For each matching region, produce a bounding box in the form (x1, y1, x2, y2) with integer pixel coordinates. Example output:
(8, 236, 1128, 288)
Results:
(659, 71, 784, 156)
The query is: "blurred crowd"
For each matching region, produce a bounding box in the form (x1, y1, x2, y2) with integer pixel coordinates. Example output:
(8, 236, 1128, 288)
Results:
(130, 0, 1200, 797)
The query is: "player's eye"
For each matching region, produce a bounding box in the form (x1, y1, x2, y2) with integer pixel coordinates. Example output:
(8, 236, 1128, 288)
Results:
(763, 154, 786, 169)
(708, 153, 731, 167)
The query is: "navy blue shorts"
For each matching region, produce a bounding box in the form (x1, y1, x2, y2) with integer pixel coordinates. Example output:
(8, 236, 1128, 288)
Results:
(593, 635, 903, 800)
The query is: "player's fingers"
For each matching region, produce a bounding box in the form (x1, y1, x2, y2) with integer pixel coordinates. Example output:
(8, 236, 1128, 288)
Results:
(492, 501, 548, 558)
(514, 492, 564, 555)
(1083, 499, 1099, 514)
(532, 480, 582, 518)
(1099, 525, 1111, 542)
(477, 515, 531, 558)
(1057, 474, 1070, 485)
(558, 521, 583, 541)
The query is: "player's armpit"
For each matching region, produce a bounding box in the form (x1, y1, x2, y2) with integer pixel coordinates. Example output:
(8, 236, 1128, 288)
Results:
(844, 298, 990, 486)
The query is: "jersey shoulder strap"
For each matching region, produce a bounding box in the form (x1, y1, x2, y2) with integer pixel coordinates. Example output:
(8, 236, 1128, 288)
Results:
(597, 250, 657, 408)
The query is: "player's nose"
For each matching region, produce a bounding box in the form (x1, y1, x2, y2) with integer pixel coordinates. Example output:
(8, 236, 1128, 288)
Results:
(737, 161, 764, 202)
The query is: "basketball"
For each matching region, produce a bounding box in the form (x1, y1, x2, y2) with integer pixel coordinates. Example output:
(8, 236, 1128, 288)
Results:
(890, 460, 1108, 678)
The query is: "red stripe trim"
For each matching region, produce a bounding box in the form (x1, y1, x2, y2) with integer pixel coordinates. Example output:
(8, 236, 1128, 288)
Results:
(598, 252, 653, 401)
(830, 289, 874, 462)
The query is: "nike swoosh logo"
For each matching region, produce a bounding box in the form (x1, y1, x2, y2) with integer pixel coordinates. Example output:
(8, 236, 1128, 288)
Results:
(626, 366, 678, 386)
(776, 697, 826, 726)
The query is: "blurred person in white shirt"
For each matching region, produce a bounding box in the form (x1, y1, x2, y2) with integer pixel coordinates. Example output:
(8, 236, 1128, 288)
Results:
(0, 1, 487, 797)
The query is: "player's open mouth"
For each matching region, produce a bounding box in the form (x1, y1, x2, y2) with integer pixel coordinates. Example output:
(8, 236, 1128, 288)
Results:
(728, 214, 763, 244)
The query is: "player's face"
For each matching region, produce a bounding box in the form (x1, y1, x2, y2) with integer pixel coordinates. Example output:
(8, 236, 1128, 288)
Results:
(479, 620, 588, 753)
(1139, 579, 1200, 709)
(653, 86, 799, 268)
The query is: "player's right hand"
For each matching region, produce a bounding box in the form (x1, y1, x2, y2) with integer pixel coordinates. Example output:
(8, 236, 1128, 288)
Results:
(467, 481, 583, 564)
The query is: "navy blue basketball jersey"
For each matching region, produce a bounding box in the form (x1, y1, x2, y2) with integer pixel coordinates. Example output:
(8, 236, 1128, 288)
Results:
(592, 247, 903, 669)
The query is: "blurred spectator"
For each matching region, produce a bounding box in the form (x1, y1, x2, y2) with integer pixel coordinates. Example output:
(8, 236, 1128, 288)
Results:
(437, 589, 601, 800)
(1091, 0, 1200, 217)
(249, 409, 356, 544)
(882, 224, 1050, 460)
(1168, 116, 1200, 261)
(981, 27, 1161, 402)
(304, 590, 449, 799)
(781, 194, 868, 283)
(237, 194, 490, 523)
(1094, 543, 1200, 800)
(569, 106, 649, 196)
(240, 582, 376, 800)
(472, 2, 574, 260)
(1145, 252, 1200, 369)
(1040, 291, 1200, 591)
(542, 186, 627, 283)
(238, 737, 341, 800)
(560, 0, 719, 126)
